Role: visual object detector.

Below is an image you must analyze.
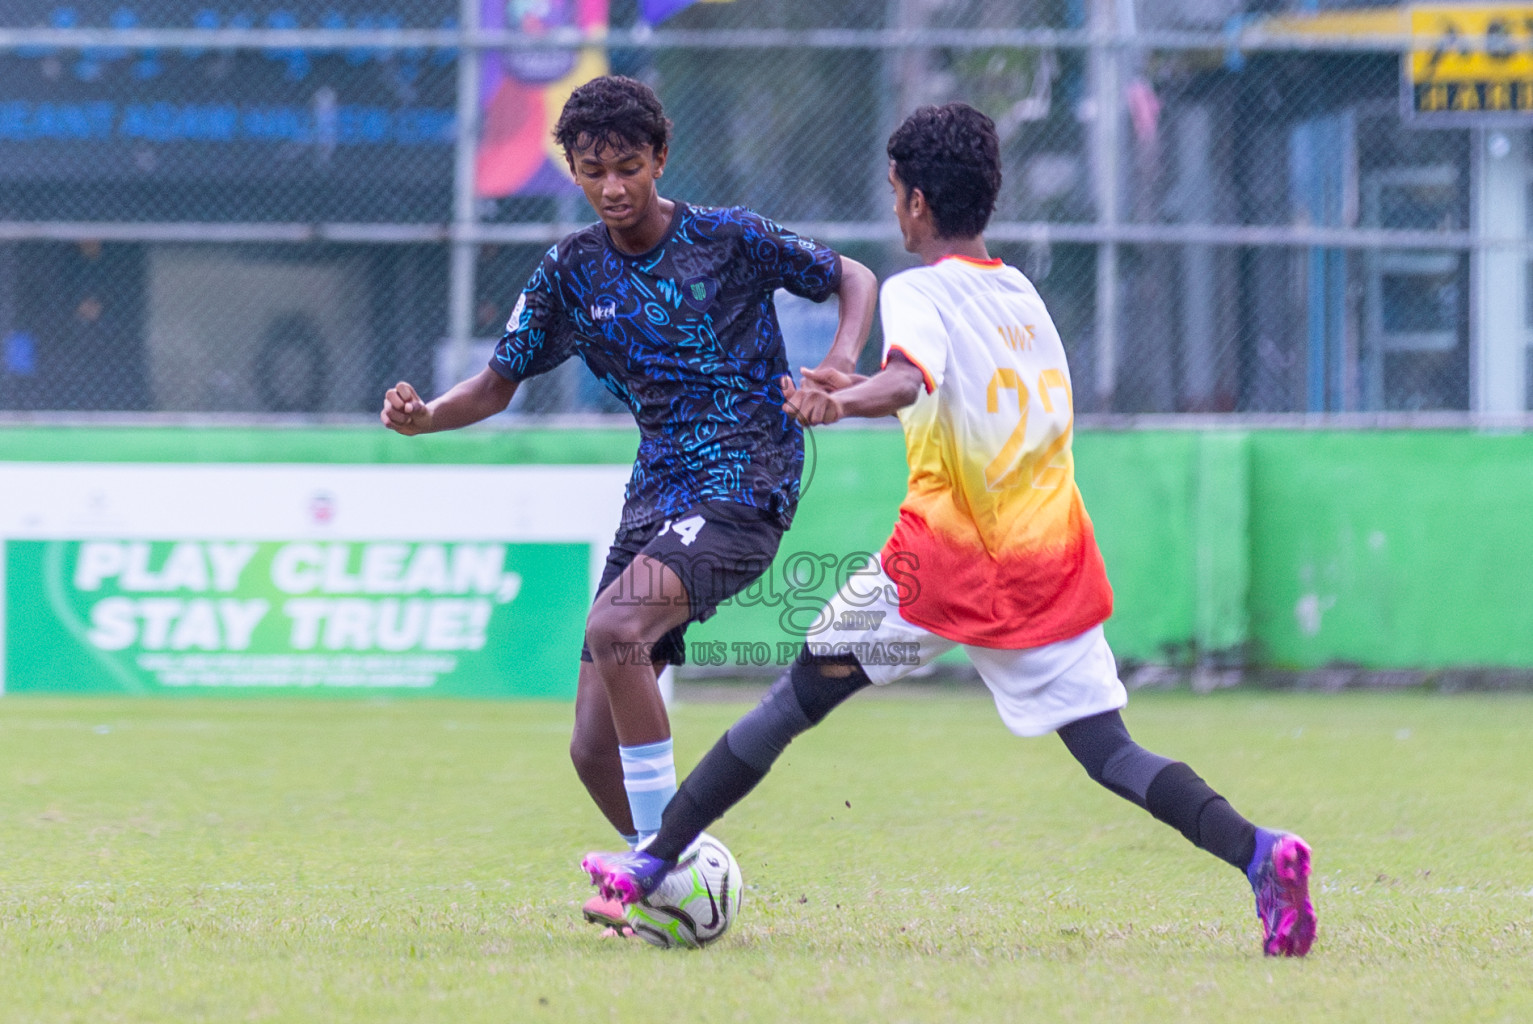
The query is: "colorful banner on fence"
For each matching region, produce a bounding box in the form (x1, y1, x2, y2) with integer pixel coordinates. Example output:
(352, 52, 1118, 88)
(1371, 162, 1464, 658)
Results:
(475, 0, 610, 198)
(640, 0, 726, 23)
(0, 463, 628, 696)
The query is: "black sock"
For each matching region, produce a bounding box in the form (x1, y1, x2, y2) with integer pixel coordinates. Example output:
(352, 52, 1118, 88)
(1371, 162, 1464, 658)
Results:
(645, 733, 765, 863)
(644, 653, 870, 865)
(1144, 761, 1257, 871)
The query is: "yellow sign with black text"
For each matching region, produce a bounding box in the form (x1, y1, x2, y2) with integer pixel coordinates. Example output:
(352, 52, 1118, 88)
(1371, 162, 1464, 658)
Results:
(1408, 5, 1533, 120)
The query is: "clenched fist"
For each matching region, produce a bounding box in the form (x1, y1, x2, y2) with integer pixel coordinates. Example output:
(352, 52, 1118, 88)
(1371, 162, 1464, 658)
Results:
(381, 381, 433, 435)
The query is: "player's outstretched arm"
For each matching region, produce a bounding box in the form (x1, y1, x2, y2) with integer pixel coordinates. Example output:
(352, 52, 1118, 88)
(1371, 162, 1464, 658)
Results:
(814, 255, 878, 375)
(380, 367, 518, 436)
(781, 351, 924, 426)
(797, 364, 867, 392)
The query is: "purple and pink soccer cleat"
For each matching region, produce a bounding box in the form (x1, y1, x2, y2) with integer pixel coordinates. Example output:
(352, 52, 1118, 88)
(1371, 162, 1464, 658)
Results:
(582, 849, 672, 906)
(1247, 828, 1316, 957)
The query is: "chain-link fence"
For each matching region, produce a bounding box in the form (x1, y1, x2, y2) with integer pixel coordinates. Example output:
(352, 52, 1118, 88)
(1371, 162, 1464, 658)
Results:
(0, 1, 1529, 420)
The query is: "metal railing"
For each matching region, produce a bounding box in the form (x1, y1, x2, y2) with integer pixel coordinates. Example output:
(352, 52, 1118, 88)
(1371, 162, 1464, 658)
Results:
(0, 6, 1527, 419)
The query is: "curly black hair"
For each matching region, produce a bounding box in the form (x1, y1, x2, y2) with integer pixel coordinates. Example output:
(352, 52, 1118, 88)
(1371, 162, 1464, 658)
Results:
(886, 103, 1002, 239)
(553, 75, 672, 161)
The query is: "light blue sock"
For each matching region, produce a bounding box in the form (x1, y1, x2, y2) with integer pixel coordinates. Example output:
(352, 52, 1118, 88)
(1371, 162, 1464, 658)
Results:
(619, 738, 677, 842)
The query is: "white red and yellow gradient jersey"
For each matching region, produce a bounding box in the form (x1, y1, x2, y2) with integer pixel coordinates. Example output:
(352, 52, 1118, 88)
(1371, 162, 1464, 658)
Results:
(878, 254, 1113, 648)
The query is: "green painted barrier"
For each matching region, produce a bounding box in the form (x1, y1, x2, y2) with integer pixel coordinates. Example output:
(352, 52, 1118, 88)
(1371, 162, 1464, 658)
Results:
(2, 424, 1531, 693)
(1194, 432, 1251, 656)
(1246, 432, 1533, 669)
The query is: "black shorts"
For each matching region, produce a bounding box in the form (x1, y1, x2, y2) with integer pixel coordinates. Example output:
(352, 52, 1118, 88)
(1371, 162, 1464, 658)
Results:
(579, 501, 785, 666)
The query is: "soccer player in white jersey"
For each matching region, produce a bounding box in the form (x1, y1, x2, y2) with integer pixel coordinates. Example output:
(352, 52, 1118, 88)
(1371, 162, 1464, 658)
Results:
(584, 103, 1317, 957)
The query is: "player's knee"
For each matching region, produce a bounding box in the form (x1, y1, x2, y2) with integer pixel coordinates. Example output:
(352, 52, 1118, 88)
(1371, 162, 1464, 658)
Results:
(789, 651, 871, 725)
(1058, 711, 1174, 807)
(1080, 756, 1110, 788)
(1076, 744, 1149, 806)
(583, 605, 647, 663)
(1057, 710, 1133, 788)
(724, 669, 812, 771)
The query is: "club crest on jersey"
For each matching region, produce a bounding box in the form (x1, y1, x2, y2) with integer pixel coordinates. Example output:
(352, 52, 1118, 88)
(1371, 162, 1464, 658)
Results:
(682, 276, 717, 312)
(590, 298, 618, 322)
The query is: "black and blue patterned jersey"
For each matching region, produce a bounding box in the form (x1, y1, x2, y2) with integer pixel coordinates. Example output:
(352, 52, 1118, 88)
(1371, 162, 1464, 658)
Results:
(490, 202, 843, 528)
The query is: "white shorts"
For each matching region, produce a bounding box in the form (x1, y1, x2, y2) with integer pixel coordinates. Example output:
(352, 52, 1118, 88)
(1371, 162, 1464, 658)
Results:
(806, 556, 1128, 737)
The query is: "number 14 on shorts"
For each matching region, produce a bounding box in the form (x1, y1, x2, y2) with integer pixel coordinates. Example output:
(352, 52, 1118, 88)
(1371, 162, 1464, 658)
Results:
(657, 514, 707, 547)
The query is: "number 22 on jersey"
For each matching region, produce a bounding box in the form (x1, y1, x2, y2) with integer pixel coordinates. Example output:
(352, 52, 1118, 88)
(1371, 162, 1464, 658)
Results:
(983, 366, 1073, 492)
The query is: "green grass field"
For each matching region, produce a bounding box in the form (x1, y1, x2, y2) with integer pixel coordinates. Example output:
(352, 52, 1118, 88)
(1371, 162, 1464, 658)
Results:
(2, 688, 1531, 1023)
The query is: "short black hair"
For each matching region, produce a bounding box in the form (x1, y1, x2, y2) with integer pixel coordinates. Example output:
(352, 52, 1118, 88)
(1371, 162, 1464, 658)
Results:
(554, 75, 672, 160)
(886, 103, 1002, 239)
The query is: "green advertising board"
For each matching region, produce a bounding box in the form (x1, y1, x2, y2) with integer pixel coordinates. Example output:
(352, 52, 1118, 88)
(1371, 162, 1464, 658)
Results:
(8, 424, 1533, 685)
(0, 461, 632, 696)
(4, 539, 588, 696)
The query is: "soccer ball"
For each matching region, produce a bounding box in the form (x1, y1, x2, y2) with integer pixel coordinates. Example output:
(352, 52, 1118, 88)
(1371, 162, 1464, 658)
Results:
(627, 833, 742, 950)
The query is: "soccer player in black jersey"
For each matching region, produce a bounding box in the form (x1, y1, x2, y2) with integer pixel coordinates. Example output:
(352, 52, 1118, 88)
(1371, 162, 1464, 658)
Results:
(380, 76, 878, 934)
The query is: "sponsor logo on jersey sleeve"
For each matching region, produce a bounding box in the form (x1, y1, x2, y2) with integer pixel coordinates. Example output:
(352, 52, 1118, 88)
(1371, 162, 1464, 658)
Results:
(505, 293, 527, 332)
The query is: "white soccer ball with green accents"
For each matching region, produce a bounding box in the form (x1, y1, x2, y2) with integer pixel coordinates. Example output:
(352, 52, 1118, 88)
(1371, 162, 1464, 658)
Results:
(627, 833, 742, 949)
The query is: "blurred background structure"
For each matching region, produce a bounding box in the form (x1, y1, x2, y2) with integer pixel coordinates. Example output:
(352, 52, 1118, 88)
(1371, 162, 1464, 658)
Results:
(0, 0, 1528, 422)
(4, 1, 1533, 693)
